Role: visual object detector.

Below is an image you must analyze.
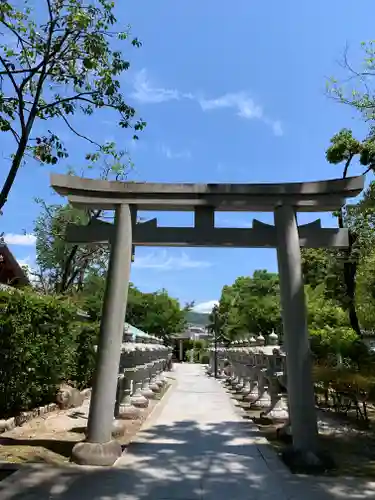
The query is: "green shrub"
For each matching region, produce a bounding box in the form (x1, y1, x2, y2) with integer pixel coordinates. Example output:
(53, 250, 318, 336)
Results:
(185, 345, 209, 364)
(74, 322, 99, 389)
(0, 288, 98, 417)
(309, 326, 361, 366)
(199, 352, 210, 364)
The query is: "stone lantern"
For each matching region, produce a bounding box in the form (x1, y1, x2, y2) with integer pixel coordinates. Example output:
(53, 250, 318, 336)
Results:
(139, 334, 155, 400)
(131, 335, 149, 408)
(117, 332, 140, 420)
(148, 336, 162, 394)
(258, 332, 289, 423)
(239, 336, 255, 398)
(217, 342, 227, 377)
(154, 337, 167, 388)
(227, 340, 239, 387)
(242, 335, 258, 402)
(251, 334, 272, 409)
(236, 337, 249, 392)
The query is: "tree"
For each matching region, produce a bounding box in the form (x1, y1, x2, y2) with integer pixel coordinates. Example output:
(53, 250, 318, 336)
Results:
(324, 40, 375, 334)
(326, 40, 375, 176)
(33, 201, 108, 294)
(0, 0, 145, 212)
(78, 277, 186, 343)
(301, 248, 331, 288)
(126, 288, 187, 343)
(326, 129, 373, 179)
(301, 248, 346, 305)
(328, 41, 375, 126)
(323, 130, 368, 335)
(356, 249, 375, 331)
(347, 181, 375, 331)
(217, 271, 282, 340)
(217, 269, 356, 347)
(32, 145, 131, 294)
(305, 284, 348, 330)
(301, 182, 375, 335)
(346, 181, 375, 252)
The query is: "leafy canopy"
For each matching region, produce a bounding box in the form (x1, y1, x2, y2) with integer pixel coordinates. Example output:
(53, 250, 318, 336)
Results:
(0, 0, 145, 210)
(216, 271, 282, 340)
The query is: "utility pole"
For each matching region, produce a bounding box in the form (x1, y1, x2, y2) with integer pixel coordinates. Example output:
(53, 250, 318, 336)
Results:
(211, 305, 220, 379)
(214, 326, 218, 378)
(209, 298, 237, 378)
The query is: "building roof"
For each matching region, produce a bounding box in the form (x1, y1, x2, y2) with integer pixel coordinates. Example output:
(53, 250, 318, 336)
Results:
(0, 244, 29, 287)
(124, 322, 149, 340)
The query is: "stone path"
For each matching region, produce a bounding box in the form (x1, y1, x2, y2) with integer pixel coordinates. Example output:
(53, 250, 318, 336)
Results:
(1, 364, 375, 499)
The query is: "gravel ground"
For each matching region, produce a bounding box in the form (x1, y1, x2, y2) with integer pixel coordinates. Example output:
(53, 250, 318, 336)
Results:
(0, 380, 173, 465)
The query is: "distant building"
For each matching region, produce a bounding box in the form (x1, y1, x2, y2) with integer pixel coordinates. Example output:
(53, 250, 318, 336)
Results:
(0, 243, 29, 288)
(185, 324, 210, 339)
(172, 324, 211, 361)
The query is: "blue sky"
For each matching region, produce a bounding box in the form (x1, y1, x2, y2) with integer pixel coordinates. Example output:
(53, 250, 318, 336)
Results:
(2, 1, 375, 313)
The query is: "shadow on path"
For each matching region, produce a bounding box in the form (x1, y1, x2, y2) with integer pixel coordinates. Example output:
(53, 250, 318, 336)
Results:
(1, 419, 375, 499)
(1, 365, 375, 499)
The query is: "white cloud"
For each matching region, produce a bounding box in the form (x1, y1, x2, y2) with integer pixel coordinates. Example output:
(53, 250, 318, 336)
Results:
(266, 119, 283, 137)
(16, 256, 40, 285)
(199, 92, 282, 135)
(198, 92, 263, 119)
(131, 69, 185, 104)
(193, 300, 219, 314)
(17, 256, 33, 269)
(131, 69, 283, 136)
(160, 144, 191, 160)
(132, 250, 211, 271)
(4, 233, 36, 246)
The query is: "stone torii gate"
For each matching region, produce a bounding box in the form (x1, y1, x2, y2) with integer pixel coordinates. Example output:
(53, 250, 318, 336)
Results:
(50, 173, 364, 466)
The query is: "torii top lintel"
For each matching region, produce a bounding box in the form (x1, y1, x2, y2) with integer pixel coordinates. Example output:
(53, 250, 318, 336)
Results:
(50, 174, 365, 212)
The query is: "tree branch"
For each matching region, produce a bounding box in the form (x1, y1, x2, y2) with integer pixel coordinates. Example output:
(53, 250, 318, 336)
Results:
(363, 165, 373, 175)
(60, 244, 79, 293)
(59, 113, 101, 147)
(343, 154, 354, 179)
(6, 124, 20, 143)
(0, 19, 35, 48)
(0, 67, 38, 75)
(0, 55, 26, 131)
(39, 91, 97, 112)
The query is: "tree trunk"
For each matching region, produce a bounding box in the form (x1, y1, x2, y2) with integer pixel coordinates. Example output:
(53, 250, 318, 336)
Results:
(338, 207, 361, 337)
(59, 245, 79, 293)
(0, 136, 29, 212)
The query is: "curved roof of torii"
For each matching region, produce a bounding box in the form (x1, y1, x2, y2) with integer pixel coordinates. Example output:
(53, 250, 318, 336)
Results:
(50, 174, 365, 212)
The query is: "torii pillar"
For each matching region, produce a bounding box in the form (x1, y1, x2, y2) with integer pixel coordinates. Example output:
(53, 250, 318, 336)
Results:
(72, 204, 132, 466)
(274, 205, 318, 454)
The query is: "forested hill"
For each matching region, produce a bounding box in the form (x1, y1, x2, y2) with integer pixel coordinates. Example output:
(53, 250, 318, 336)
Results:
(185, 311, 210, 326)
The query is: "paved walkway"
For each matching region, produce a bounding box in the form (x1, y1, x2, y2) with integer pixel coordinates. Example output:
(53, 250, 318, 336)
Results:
(1, 364, 375, 499)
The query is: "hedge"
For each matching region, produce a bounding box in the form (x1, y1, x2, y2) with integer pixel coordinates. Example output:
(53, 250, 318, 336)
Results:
(0, 288, 98, 417)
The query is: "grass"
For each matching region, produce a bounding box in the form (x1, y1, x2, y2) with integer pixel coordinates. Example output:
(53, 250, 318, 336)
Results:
(0, 435, 79, 465)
